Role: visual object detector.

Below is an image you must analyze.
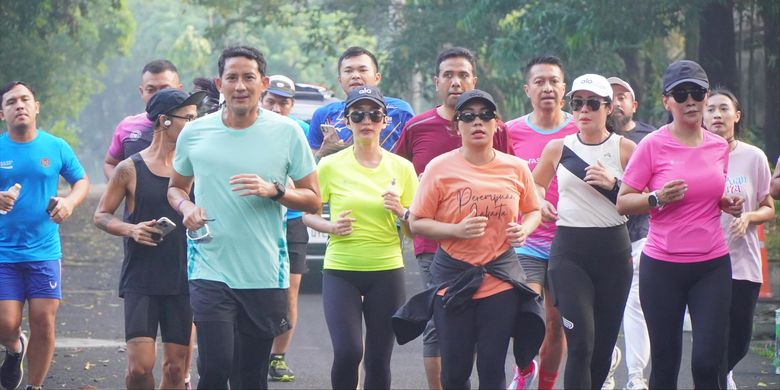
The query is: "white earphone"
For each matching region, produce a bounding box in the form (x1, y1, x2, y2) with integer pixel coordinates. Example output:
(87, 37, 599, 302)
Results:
(163, 119, 171, 126)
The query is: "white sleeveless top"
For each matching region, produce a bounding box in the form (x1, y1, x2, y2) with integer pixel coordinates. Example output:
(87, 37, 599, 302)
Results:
(556, 133, 627, 227)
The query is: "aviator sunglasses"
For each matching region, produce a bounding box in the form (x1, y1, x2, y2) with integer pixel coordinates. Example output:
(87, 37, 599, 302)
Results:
(348, 110, 386, 123)
(456, 111, 497, 123)
(570, 98, 608, 112)
(665, 87, 707, 103)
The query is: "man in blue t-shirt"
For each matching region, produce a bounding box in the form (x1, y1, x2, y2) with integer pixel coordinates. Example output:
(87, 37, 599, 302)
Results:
(168, 46, 320, 389)
(307, 46, 414, 158)
(0, 81, 89, 390)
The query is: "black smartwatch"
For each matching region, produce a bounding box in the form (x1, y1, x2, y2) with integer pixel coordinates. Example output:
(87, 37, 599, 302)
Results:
(648, 191, 660, 208)
(270, 181, 286, 201)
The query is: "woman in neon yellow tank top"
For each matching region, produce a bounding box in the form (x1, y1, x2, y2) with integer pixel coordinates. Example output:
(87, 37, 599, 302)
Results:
(303, 87, 418, 389)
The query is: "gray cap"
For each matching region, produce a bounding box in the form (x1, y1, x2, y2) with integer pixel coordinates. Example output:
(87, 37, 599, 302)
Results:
(663, 60, 709, 93)
(607, 77, 635, 99)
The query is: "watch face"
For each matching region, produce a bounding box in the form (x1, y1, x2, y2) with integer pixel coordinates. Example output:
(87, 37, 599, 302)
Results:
(648, 193, 658, 207)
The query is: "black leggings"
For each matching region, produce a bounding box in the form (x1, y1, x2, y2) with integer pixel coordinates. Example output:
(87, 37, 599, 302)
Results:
(195, 321, 273, 389)
(640, 253, 731, 389)
(434, 289, 520, 390)
(322, 268, 405, 390)
(727, 279, 761, 372)
(548, 225, 632, 389)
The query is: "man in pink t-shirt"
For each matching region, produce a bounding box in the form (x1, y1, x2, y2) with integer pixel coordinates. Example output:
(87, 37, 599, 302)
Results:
(504, 55, 577, 390)
(103, 59, 183, 179)
(394, 47, 512, 390)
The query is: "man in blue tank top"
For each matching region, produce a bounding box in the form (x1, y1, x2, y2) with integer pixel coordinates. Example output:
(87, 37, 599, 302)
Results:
(94, 88, 205, 389)
(0, 81, 89, 390)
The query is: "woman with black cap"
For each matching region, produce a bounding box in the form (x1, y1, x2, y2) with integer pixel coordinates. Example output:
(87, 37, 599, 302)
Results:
(533, 74, 636, 389)
(617, 60, 744, 388)
(408, 89, 542, 389)
(303, 86, 418, 389)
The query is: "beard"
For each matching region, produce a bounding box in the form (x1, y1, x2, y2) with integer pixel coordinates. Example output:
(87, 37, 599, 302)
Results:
(610, 111, 632, 131)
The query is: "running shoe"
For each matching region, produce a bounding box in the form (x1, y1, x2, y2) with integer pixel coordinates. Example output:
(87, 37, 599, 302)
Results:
(601, 346, 622, 390)
(0, 332, 27, 390)
(624, 374, 648, 390)
(269, 354, 295, 382)
(726, 371, 737, 390)
(508, 359, 537, 390)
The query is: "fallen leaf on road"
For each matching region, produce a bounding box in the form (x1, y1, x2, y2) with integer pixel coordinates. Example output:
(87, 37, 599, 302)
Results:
(84, 361, 94, 370)
(757, 382, 767, 387)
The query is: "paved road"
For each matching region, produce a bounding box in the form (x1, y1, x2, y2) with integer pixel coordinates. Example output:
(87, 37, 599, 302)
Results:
(2, 189, 778, 389)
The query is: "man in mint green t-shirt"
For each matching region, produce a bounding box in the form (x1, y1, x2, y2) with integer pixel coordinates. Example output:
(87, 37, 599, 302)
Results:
(168, 46, 320, 389)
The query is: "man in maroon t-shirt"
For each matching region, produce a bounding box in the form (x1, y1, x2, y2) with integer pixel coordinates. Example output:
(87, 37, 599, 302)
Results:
(394, 47, 512, 390)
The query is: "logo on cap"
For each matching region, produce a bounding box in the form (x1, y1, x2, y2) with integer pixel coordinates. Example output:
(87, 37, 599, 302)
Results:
(274, 81, 285, 87)
(358, 87, 372, 94)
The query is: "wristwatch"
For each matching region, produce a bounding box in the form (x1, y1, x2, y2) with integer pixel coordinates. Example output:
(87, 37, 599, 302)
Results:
(400, 208, 411, 222)
(648, 191, 661, 208)
(270, 181, 286, 201)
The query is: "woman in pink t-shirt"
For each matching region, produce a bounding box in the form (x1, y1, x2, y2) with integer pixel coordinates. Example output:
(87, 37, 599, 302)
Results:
(703, 88, 775, 388)
(409, 90, 542, 389)
(616, 60, 744, 389)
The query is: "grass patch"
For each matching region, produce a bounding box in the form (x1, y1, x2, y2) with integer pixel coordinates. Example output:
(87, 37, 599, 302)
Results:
(766, 200, 780, 262)
(751, 340, 776, 360)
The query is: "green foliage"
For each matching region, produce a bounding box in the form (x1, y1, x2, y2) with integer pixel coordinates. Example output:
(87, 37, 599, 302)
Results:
(0, 0, 135, 142)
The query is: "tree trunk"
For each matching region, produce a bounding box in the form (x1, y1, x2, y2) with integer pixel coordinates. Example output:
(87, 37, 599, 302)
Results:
(698, 0, 738, 90)
(760, 0, 779, 160)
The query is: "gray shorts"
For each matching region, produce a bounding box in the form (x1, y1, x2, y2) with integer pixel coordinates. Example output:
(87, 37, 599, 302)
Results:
(417, 253, 439, 357)
(517, 254, 548, 287)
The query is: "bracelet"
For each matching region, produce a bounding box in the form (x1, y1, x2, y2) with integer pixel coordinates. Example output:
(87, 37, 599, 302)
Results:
(176, 199, 190, 214)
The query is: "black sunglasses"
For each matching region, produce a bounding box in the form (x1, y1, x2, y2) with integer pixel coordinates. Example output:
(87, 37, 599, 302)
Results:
(167, 113, 197, 122)
(570, 98, 608, 112)
(457, 111, 497, 123)
(666, 87, 707, 103)
(348, 110, 385, 123)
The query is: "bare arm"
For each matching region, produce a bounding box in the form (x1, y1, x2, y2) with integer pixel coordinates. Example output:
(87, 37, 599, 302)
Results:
(408, 210, 488, 240)
(771, 159, 780, 198)
(94, 160, 162, 246)
(532, 139, 563, 222)
(49, 175, 90, 224)
(167, 171, 203, 231)
(228, 170, 321, 214)
(103, 153, 121, 180)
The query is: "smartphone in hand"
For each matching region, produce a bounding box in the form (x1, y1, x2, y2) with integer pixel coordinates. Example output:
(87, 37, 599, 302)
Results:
(321, 124, 338, 140)
(46, 197, 58, 214)
(151, 217, 177, 241)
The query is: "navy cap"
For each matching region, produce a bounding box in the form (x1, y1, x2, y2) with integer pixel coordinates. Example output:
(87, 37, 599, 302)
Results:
(663, 60, 709, 93)
(455, 89, 497, 112)
(146, 88, 207, 122)
(344, 86, 386, 114)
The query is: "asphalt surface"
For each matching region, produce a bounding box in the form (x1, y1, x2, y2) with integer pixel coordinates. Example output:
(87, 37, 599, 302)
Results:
(2, 188, 778, 389)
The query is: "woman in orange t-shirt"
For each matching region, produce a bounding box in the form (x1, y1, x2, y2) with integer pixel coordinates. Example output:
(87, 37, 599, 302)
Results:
(409, 90, 542, 389)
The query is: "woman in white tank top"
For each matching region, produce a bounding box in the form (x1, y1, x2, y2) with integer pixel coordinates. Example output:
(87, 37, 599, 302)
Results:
(533, 74, 637, 389)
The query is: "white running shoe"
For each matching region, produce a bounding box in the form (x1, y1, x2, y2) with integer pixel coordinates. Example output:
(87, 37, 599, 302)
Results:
(624, 374, 648, 390)
(726, 371, 737, 390)
(602, 346, 622, 390)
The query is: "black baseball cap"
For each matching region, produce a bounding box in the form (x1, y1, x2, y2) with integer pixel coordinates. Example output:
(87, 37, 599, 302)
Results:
(455, 89, 497, 112)
(663, 60, 709, 93)
(146, 88, 207, 122)
(343, 86, 386, 114)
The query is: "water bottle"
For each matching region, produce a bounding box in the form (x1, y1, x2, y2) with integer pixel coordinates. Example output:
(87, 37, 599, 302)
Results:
(0, 183, 21, 215)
